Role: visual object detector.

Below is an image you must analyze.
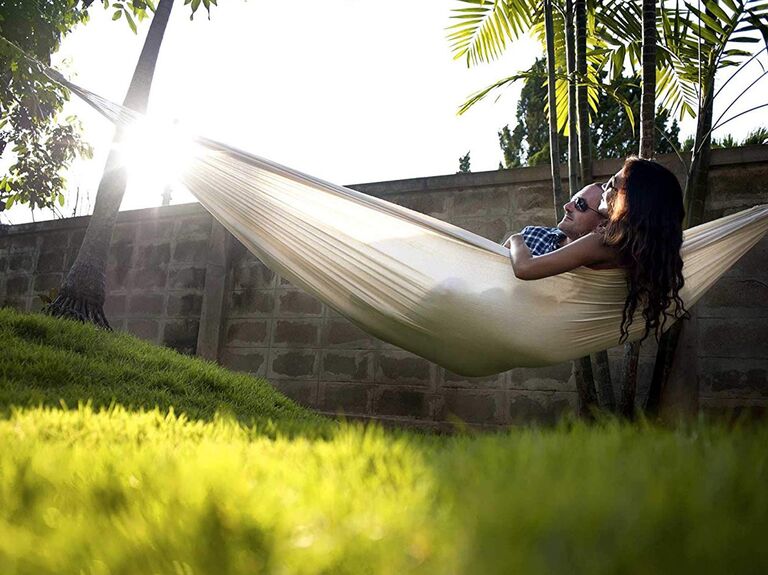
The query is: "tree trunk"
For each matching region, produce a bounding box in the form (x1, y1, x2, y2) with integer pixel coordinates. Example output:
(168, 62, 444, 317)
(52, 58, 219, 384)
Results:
(46, 0, 175, 328)
(572, 0, 608, 412)
(574, 0, 591, 185)
(544, 0, 567, 224)
(639, 0, 656, 159)
(620, 0, 656, 418)
(565, 0, 579, 197)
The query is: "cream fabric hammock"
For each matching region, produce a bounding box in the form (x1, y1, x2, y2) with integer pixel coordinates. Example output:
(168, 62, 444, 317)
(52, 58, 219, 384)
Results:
(63, 77, 768, 376)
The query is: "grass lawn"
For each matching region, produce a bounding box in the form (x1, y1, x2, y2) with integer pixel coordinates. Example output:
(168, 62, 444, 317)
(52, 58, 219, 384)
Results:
(1, 308, 767, 574)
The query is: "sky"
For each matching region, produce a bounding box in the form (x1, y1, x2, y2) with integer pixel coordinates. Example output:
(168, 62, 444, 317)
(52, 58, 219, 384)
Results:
(2, 0, 766, 224)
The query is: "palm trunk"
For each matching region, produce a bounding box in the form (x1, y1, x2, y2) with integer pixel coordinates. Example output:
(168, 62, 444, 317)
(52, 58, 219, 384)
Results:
(544, 0, 567, 223)
(619, 0, 656, 420)
(565, 0, 579, 196)
(572, 0, 608, 412)
(574, 0, 591, 185)
(46, 0, 174, 328)
(546, 0, 597, 419)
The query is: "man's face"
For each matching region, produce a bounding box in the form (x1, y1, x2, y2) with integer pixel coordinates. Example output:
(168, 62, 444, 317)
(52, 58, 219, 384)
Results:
(557, 184, 605, 240)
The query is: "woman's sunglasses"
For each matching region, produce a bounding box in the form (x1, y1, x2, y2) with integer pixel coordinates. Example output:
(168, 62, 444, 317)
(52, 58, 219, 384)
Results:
(573, 196, 603, 216)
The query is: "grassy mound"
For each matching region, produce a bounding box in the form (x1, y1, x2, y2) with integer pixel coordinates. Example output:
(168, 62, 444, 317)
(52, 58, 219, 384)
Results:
(0, 308, 325, 431)
(1, 308, 767, 574)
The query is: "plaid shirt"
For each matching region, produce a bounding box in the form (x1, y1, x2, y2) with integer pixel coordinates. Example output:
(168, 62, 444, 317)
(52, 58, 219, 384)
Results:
(520, 226, 566, 256)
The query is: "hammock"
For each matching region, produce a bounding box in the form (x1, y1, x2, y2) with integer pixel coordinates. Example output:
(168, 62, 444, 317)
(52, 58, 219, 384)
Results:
(60, 76, 768, 376)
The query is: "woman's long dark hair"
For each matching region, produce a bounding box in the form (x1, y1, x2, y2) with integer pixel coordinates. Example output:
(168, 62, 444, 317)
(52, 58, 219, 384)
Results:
(603, 157, 688, 342)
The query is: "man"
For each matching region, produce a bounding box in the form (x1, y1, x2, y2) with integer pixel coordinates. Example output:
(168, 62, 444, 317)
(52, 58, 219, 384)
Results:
(506, 183, 606, 255)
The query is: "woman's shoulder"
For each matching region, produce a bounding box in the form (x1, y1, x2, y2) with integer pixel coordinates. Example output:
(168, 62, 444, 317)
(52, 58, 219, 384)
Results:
(572, 231, 621, 268)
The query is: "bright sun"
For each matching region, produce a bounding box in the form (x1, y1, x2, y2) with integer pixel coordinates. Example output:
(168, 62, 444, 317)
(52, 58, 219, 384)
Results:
(117, 117, 199, 204)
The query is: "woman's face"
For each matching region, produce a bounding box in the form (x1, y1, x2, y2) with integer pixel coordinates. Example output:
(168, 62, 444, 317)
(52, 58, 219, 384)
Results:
(600, 168, 625, 216)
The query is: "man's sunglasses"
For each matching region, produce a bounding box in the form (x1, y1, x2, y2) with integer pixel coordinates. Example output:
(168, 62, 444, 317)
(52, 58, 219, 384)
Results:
(573, 196, 603, 216)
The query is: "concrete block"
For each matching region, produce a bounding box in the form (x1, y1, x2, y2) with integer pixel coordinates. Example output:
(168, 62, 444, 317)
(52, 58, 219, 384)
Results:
(130, 268, 167, 290)
(1, 297, 29, 312)
(105, 267, 131, 291)
(36, 251, 65, 273)
(104, 295, 126, 316)
(277, 289, 323, 316)
(269, 380, 318, 407)
(32, 273, 61, 293)
(163, 319, 200, 355)
(8, 253, 34, 272)
(441, 390, 498, 425)
(699, 317, 768, 359)
(220, 348, 267, 375)
(229, 289, 275, 316)
(321, 382, 370, 414)
(167, 293, 203, 317)
(393, 192, 450, 217)
(172, 240, 208, 264)
(321, 350, 374, 381)
(376, 351, 432, 386)
(269, 350, 319, 379)
(272, 319, 321, 347)
(508, 390, 576, 426)
(168, 267, 207, 289)
(107, 243, 134, 271)
(374, 388, 430, 418)
(126, 319, 159, 342)
(137, 243, 170, 268)
(509, 184, 554, 212)
(233, 260, 275, 289)
(69, 229, 86, 251)
(439, 368, 505, 390)
(697, 276, 768, 317)
(128, 294, 164, 315)
(10, 235, 37, 252)
(138, 220, 173, 241)
(40, 231, 69, 252)
(508, 362, 575, 392)
(6, 276, 30, 296)
(176, 216, 211, 239)
(321, 318, 377, 349)
(452, 188, 509, 217)
(699, 358, 768, 398)
(0, 256, 6, 273)
(111, 223, 136, 244)
(225, 320, 269, 346)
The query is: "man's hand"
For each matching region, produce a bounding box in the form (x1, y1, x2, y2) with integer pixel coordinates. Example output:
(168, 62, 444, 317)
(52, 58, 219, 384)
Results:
(502, 233, 521, 249)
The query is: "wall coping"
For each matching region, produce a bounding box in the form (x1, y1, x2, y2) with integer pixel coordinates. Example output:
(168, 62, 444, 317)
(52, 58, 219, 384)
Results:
(2, 144, 766, 237)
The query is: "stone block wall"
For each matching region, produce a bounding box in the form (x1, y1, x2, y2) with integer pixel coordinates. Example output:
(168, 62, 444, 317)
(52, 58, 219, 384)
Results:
(1, 146, 766, 428)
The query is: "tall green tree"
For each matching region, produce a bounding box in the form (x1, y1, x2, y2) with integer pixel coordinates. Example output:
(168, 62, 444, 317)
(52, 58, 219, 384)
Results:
(0, 1, 91, 215)
(46, 0, 175, 327)
(0, 0, 161, 215)
(46, 0, 216, 327)
(647, 0, 768, 418)
(498, 66, 681, 167)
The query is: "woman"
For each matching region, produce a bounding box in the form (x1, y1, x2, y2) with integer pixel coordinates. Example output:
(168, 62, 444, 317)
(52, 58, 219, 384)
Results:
(507, 156, 687, 343)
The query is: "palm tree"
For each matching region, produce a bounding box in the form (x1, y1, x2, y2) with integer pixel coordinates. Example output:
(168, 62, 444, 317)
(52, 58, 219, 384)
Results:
(46, 0, 174, 328)
(646, 0, 768, 417)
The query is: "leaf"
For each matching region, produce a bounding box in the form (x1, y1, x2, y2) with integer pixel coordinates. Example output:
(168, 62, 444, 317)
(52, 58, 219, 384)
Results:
(5, 196, 15, 210)
(124, 8, 137, 33)
(112, 9, 122, 20)
(58, 193, 65, 207)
